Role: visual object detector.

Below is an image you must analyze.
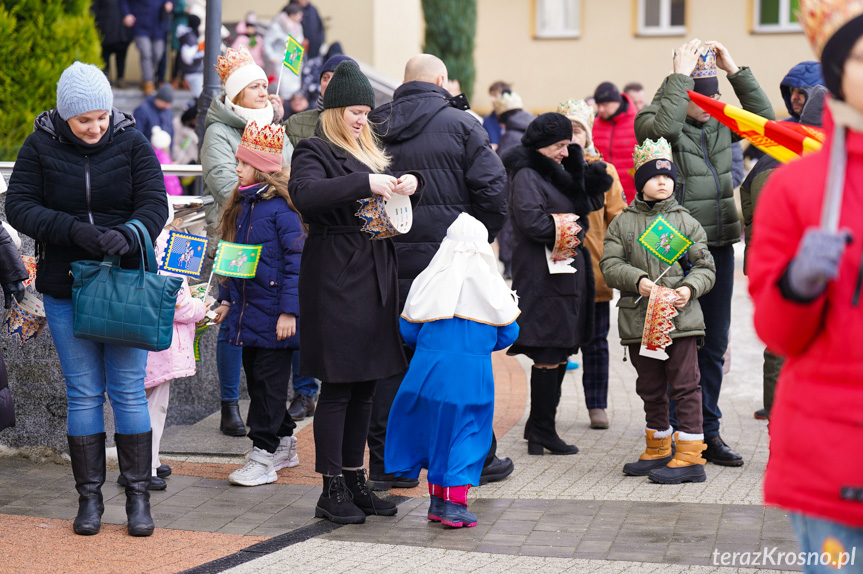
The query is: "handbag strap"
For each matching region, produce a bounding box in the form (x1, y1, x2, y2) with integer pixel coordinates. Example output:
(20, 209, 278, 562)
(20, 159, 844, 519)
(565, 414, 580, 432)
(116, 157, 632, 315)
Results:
(124, 219, 157, 272)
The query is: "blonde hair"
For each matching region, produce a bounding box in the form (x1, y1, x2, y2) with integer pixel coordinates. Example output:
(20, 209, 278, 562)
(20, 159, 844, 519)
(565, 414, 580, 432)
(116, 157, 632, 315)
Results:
(319, 107, 390, 173)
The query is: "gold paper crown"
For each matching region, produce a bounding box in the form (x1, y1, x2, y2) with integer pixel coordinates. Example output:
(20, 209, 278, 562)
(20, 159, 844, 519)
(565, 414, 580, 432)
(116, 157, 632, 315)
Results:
(691, 47, 717, 79)
(239, 121, 285, 156)
(494, 91, 523, 115)
(556, 99, 595, 131)
(633, 138, 673, 171)
(216, 46, 256, 84)
(799, 0, 863, 57)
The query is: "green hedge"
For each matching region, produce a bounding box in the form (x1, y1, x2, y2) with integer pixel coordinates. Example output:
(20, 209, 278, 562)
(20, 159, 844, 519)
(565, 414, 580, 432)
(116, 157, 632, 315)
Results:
(422, 0, 476, 102)
(0, 0, 102, 160)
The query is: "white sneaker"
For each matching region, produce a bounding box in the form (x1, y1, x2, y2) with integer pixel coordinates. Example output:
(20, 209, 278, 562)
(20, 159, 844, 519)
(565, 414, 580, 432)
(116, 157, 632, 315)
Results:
(273, 435, 299, 470)
(228, 447, 277, 486)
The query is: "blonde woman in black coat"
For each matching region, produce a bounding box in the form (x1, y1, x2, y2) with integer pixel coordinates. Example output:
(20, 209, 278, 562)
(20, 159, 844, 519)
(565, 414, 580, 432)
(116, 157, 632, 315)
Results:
(289, 61, 423, 524)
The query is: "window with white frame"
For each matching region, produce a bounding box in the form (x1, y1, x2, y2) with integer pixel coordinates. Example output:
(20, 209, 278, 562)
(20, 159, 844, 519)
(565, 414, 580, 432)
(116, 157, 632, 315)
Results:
(754, 0, 802, 33)
(534, 0, 581, 39)
(637, 0, 686, 36)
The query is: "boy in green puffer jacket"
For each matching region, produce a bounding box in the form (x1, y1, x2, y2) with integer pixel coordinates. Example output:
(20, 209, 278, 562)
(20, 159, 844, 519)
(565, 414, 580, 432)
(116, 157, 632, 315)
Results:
(600, 138, 716, 484)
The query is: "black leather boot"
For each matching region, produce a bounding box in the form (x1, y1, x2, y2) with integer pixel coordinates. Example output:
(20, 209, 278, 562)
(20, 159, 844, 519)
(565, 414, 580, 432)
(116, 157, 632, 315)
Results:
(67, 433, 106, 535)
(526, 366, 579, 455)
(220, 401, 247, 437)
(115, 431, 155, 537)
(315, 475, 366, 524)
(343, 469, 398, 516)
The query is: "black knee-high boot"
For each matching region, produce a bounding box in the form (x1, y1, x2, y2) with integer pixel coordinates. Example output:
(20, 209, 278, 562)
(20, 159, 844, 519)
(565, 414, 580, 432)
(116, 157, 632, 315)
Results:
(115, 431, 155, 536)
(525, 366, 579, 455)
(68, 433, 107, 535)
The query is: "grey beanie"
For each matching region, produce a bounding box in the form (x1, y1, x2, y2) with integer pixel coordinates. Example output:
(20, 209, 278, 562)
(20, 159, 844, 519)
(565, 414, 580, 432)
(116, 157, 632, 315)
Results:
(56, 62, 113, 120)
(154, 84, 174, 104)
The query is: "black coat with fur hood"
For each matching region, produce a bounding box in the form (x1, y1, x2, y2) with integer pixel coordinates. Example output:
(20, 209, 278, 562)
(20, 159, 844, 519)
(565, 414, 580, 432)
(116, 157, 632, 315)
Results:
(502, 144, 610, 353)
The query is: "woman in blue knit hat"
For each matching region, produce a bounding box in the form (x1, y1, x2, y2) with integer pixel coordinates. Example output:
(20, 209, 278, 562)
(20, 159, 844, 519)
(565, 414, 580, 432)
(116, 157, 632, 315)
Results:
(6, 61, 169, 538)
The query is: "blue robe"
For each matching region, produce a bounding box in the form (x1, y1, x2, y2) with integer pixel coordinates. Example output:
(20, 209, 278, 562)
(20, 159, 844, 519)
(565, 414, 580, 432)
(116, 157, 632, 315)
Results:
(385, 316, 519, 487)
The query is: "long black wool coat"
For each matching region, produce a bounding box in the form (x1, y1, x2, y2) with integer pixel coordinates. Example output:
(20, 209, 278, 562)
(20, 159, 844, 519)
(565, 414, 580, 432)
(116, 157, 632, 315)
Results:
(502, 144, 609, 354)
(288, 136, 423, 383)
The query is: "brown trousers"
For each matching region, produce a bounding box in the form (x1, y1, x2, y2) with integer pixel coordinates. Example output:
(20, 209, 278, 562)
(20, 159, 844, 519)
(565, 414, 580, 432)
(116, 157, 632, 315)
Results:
(628, 337, 702, 434)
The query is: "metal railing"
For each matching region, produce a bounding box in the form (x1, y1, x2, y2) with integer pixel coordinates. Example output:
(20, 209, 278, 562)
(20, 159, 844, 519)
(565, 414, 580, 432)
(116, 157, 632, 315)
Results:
(0, 161, 202, 178)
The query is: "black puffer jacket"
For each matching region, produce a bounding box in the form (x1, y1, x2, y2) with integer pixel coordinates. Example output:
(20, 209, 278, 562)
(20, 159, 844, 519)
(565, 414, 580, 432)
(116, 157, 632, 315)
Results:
(6, 109, 168, 299)
(370, 81, 508, 309)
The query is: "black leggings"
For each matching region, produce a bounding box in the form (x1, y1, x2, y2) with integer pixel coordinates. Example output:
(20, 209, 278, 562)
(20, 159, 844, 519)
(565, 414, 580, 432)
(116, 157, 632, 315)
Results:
(102, 41, 130, 80)
(314, 380, 376, 476)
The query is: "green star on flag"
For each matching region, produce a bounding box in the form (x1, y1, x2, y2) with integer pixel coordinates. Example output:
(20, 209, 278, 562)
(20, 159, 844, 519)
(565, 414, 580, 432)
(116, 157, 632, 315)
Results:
(283, 35, 304, 76)
(637, 215, 693, 265)
(213, 241, 262, 278)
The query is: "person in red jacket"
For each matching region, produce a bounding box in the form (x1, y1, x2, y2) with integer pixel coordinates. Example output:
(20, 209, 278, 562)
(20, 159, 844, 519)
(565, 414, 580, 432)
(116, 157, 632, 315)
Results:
(591, 82, 638, 203)
(748, 0, 863, 564)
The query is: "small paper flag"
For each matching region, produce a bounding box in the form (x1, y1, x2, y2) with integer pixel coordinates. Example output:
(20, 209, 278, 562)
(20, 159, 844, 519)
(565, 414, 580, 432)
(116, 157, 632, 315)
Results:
(213, 241, 262, 278)
(637, 215, 693, 266)
(283, 35, 304, 76)
(160, 231, 208, 277)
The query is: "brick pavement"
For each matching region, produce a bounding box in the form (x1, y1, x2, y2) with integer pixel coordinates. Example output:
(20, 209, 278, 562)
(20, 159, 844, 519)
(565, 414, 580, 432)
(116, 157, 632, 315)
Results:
(0, 253, 805, 572)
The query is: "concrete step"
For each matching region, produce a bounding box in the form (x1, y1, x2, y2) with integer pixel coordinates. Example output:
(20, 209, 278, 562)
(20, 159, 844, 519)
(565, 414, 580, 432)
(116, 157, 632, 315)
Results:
(112, 86, 197, 117)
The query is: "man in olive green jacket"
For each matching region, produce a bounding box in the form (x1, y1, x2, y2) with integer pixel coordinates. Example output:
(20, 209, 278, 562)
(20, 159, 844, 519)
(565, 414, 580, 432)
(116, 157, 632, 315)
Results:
(634, 40, 774, 467)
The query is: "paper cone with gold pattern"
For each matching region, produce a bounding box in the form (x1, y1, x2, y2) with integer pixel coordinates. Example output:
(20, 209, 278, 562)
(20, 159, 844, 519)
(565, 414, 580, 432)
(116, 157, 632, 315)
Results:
(549, 213, 582, 262)
(355, 194, 413, 240)
(3, 292, 46, 346)
(634, 137, 673, 171)
(640, 285, 679, 360)
(236, 121, 284, 174)
(799, 0, 863, 57)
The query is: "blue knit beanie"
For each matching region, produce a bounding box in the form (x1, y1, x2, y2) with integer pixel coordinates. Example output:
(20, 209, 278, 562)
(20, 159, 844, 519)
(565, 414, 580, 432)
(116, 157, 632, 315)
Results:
(56, 62, 113, 120)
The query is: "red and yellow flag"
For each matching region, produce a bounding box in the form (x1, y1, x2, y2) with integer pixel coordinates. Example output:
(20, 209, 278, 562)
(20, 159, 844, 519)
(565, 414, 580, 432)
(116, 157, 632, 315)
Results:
(687, 90, 824, 163)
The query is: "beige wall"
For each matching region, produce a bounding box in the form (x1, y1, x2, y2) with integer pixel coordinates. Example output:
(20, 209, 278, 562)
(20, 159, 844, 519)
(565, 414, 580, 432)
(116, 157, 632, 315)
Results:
(125, 0, 814, 118)
(222, 0, 421, 81)
(472, 0, 815, 116)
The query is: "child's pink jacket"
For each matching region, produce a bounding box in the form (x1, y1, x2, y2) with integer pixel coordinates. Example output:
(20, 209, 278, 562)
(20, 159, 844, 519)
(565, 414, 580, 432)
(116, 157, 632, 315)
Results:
(145, 267, 208, 388)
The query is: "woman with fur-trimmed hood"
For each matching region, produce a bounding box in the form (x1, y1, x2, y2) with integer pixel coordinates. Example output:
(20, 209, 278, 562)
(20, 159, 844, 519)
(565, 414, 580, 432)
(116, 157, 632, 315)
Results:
(501, 112, 611, 456)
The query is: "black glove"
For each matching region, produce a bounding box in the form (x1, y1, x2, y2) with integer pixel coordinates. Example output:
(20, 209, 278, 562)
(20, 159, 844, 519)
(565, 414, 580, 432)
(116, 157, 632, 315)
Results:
(98, 230, 131, 256)
(69, 221, 103, 257)
(561, 143, 586, 182)
(585, 161, 614, 196)
(2, 281, 25, 309)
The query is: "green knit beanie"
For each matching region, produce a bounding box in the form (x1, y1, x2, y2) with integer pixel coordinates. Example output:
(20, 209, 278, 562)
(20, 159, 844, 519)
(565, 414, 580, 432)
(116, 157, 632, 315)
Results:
(323, 60, 375, 110)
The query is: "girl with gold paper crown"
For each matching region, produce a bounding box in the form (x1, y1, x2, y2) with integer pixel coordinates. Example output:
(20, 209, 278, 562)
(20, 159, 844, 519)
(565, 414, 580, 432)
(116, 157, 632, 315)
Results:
(384, 213, 520, 528)
(212, 121, 305, 487)
(749, 0, 863, 562)
(601, 137, 716, 484)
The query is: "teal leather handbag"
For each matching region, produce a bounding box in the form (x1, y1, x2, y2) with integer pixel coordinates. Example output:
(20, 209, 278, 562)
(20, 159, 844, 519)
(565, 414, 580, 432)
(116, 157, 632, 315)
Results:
(70, 219, 182, 351)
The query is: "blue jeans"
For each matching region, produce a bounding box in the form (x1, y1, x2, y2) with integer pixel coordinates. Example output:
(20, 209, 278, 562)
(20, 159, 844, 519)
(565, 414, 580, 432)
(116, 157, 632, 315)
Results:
(790, 513, 863, 572)
(43, 295, 151, 436)
(670, 245, 733, 437)
(292, 351, 318, 397)
(217, 322, 243, 402)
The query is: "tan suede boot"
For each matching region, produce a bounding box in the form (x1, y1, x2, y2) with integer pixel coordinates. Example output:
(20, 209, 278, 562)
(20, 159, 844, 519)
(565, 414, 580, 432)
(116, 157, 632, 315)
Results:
(622, 429, 673, 476)
(648, 433, 707, 484)
(142, 81, 155, 95)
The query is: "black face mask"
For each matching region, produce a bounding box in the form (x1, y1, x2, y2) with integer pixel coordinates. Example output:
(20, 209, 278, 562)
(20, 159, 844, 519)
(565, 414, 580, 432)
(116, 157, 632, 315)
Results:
(53, 110, 114, 155)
